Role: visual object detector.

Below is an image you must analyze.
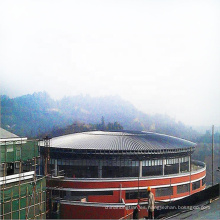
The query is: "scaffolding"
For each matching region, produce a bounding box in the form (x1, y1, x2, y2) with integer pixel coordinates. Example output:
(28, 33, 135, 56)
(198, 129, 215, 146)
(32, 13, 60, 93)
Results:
(0, 139, 46, 219)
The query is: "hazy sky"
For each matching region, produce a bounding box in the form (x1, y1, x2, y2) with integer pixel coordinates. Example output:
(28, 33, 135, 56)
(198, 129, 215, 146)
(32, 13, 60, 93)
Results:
(0, 0, 219, 126)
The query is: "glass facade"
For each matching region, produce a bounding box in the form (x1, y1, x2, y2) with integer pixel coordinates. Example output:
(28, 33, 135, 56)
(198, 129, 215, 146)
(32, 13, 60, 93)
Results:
(142, 165, 163, 176)
(177, 183, 190, 194)
(180, 157, 189, 172)
(48, 156, 193, 178)
(202, 177, 206, 186)
(51, 189, 113, 198)
(192, 180, 200, 190)
(126, 189, 148, 200)
(102, 166, 139, 178)
(155, 187, 173, 197)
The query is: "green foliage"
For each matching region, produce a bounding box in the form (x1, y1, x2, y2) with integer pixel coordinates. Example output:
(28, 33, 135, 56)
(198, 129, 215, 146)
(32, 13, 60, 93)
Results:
(196, 131, 220, 143)
(192, 142, 220, 185)
(0, 92, 204, 141)
(41, 118, 124, 138)
(106, 121, 123, 131)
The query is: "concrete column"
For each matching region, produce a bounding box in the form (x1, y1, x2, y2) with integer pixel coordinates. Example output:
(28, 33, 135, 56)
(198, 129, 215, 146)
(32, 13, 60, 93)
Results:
(188, 156, 191, 172)
(98, 160, 102, 178)
(162, 159, 165, 175)
(179, 158, 181, 173)
(54, 159, 58, 177)
(139, 161, 142, 177)
(119, 184, 122, 202)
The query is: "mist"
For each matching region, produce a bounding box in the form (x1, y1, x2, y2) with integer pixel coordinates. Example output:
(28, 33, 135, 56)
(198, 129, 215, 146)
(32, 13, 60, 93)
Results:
(0, 0, 219, 126)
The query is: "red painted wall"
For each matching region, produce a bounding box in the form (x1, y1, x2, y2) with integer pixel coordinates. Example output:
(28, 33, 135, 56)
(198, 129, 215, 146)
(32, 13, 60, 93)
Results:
(60, 204, 126, 219)
(48, 170, 206, 190)
(88, 190, 120, 203)
(50, 169, 206, 219)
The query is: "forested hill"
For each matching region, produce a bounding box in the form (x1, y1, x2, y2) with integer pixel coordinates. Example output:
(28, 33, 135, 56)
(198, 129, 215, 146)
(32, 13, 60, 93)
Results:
(43, 119, 124, 138)
(1, 92, 199, 140)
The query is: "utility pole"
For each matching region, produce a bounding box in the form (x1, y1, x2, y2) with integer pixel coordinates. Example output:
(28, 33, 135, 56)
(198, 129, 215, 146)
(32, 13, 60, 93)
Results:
(212, 125, 214, 186)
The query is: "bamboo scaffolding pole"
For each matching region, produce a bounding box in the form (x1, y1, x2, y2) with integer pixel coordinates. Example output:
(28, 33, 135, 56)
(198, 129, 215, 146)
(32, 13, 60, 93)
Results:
(18, 160, 22, 219)
(38, 190, 40, 219)
(2, 176, 45, 191)
(170, 177, 171, 202)
(1, 139, 46, 219)
(26, 187, 28, 219)
(41, 181, 43, 219)
(212, 125, 214, 186)
(19, 139, 22, 219)
(1, 191, 46, 204)
(2, 163, 6, 220)
(34, 157, 36, 219)
(31, 211, 47, 219)
(1, 200, 46, 218)
(11, 190, 13, 219)
(4, 142, 6, 162)
(189, 148, 192, 195)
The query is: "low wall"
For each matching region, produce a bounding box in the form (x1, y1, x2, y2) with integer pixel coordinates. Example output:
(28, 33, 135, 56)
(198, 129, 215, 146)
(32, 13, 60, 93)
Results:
(155, 183, 220, 219)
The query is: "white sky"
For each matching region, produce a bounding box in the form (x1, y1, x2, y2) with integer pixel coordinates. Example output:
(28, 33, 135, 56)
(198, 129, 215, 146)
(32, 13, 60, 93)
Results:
(0, 0, 219, 126)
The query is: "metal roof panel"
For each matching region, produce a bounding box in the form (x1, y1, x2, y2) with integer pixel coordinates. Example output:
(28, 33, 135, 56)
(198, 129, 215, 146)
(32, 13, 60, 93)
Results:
(48, 131, 195, 153)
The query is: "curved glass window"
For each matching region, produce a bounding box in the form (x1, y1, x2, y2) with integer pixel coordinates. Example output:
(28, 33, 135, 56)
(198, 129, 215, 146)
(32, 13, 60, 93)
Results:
(164, 163, 179, 175)
(202, 177, 206, 186)
(156, 187, 173, 197)
(192, 180, 200, 190)
(126, 189, 148, 200)
(177, 184, 190, 194)
(102, 166, 139, 178)
(49, 156, 194, 178)
(142, 165, 163, 176)
(180, 156, 189, 172)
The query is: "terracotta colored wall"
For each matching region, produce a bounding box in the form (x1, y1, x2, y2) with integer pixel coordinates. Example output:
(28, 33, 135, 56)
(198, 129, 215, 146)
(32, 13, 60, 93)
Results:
(48, 170, 206, 190)
(50, 169, 206, 219)
(60, 204, 126, 219)
(88, 190, 120, 203)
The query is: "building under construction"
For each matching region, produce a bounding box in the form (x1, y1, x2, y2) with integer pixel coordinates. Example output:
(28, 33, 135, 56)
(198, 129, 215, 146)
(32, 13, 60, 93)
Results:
(0, 128, 46, 219)
(40, 131, 206, 219)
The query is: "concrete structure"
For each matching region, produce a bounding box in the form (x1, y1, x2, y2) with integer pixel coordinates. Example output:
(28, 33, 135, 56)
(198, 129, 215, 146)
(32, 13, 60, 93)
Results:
(0, 128, 46, 219)
(40, 131, 206, 219)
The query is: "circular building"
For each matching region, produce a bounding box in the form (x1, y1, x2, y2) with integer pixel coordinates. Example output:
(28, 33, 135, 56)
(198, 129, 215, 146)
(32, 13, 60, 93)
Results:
(41, 131, 206, 219)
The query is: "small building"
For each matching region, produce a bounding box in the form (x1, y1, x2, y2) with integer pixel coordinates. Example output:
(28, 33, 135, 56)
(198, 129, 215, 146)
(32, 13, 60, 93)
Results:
(40, 131, 206, 219)
(0, 128, 46, 219)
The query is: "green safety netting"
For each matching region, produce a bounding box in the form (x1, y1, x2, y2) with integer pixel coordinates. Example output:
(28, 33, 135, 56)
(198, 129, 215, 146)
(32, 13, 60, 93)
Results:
(1, 178, 46, 219)
(1, 140, 39, 163)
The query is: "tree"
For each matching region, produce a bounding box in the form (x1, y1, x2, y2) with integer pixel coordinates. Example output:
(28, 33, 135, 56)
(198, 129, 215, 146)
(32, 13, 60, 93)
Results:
(101, 116, 105, 130)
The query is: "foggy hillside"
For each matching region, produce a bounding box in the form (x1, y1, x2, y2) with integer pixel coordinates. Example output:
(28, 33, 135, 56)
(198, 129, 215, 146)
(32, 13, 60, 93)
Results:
(1, 91, 199, 140)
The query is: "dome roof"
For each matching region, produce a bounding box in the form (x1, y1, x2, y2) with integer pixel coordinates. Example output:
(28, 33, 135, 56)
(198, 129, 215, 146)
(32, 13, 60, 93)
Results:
(48, 131, 195, 154)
